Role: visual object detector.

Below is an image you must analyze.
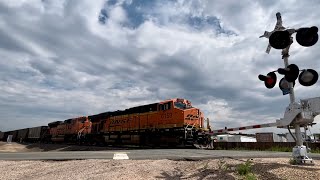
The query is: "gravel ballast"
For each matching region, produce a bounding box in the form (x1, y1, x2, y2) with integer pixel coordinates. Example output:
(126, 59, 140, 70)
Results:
(1, 142, 320, 179)
(0, 158, 319, 180)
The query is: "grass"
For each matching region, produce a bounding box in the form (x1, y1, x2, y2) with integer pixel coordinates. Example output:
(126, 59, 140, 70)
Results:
(237, 159, 252, 175)
(236, 159, 257, 180)
(288, 158, 299, 165)
(217, 158, 231, 171)
(214, 158, 257, 179)
(245, 173, 257, 180)
(213, 146, 320, 154)
(311, 148, 320, 153)
(267, 146, 292, 152)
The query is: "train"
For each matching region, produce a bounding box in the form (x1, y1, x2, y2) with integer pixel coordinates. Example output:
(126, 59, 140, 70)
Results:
(0, 98, 209, 147)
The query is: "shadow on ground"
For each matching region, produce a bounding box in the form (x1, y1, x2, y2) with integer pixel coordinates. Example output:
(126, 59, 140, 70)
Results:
(155, 167, 236, 180)
(23, 143, 137, 151)
(21, 142, 191, 152)
(156, 157, 320, 180)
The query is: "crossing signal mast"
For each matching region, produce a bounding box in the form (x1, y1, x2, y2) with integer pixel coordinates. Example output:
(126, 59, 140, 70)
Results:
(197, 12, 320, 164)
(259, 12, 320, 163)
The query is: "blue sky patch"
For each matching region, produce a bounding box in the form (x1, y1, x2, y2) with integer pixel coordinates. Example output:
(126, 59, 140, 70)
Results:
(98, 0, 236, 35)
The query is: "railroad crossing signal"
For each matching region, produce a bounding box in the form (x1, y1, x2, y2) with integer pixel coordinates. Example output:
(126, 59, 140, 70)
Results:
(258, 65, 318, 91)
(296, 26, 318, 47)
(277, 64, 299, 82)
(299, 69, 319, 86)
(279, 77, 295, 95)
(269, 30, 291, 49)
(259, 12, 319, 164)
(268, 26, 318, 49)
(258, 72, 277, 89)
(258, 14, 319, 92)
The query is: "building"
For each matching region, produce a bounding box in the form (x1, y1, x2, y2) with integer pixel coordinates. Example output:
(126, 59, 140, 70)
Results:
(215, 134, 257, 142)
(256, 132, 287, 142)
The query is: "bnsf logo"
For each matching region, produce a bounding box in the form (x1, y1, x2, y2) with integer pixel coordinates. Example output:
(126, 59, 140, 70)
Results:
(185, 114, 199, 120)
(110, 119, 130, 125)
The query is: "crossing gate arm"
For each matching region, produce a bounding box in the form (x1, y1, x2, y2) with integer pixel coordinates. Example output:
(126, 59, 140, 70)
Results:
(198, 97, 320, 136)
(200, 122, 279, 135)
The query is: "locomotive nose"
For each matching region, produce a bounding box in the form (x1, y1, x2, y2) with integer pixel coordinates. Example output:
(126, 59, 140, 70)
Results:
(183, 108, 203, 128)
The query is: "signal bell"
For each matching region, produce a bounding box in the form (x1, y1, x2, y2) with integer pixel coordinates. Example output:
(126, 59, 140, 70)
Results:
(296, 26, 318, 47)
(258, 72, 277, 89)
(277, 64, 299, 82)
(269, 30, 291, 49)
(299, 69, 319, 86)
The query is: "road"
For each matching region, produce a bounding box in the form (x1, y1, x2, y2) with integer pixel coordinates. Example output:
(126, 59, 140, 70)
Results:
(1, 149, 320, 160)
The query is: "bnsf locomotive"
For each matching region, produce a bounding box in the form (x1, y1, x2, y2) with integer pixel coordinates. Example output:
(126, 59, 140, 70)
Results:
(1, 98, 207, 147)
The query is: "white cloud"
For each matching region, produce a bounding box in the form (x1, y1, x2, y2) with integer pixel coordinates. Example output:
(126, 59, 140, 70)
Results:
(0, 0, 320, 135)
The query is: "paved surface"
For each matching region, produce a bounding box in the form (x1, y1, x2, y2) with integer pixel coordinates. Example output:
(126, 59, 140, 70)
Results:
(1, 149, 320, 160)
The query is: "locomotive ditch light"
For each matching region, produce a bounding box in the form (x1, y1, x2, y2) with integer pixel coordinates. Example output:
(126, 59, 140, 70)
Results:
(299, 69, 319, 86)
(277, 64, 299, 82)
(258, 72, 277, 89)
(296, 26, 318, 47)
(269, 30, 291, 49)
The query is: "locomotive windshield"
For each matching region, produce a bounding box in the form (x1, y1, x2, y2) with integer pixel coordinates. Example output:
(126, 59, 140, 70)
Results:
(174, 100, 193, 109)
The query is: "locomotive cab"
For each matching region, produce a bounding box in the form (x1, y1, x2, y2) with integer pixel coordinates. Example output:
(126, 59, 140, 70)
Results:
(173, 98, 204, 129)
(157, 98, 204, 146)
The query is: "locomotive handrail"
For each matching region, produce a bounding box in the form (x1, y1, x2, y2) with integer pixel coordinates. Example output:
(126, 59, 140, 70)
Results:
(77, 127, 85, 140)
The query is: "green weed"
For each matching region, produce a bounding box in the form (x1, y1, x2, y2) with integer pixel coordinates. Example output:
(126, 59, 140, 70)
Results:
(288, 158, 298, 165)
(237, 159, 253, 176)
(245, 173, 257, 180)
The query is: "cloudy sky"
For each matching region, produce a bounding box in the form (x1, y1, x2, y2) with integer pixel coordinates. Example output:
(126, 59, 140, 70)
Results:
(1, 0, 320, 135)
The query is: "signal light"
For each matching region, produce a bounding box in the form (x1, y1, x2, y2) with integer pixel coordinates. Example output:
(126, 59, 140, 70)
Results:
(279, 78, 295, 95)
(296, 26, 318, 47)
(258, 72, 277, 89)
(269, 30, 291, 49)
(277, 64, 299, 82)
(298, 69, 319, 86)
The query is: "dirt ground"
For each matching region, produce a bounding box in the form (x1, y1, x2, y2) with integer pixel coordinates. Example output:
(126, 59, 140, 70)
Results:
(0, 158, 319, 180)
(1, 142, 320, 180)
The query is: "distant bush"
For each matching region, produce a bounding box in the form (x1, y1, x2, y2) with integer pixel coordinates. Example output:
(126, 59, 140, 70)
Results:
(311, 148, 320, 154)
(268, 146, 291, 152)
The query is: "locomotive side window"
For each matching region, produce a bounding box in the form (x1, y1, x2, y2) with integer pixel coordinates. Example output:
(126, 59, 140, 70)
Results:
(159, 104, 163, 111)
(159, 102, 172, 111)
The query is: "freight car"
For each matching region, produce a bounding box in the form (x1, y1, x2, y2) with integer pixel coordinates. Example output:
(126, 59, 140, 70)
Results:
(27, 126, 50, 142)
(0, 131, 4, 141)
(0, 126, 50, 143)
(16, 128, 29, 142)
(4, 130, 18, 142)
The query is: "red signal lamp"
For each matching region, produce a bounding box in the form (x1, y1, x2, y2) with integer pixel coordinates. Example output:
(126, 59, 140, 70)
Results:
(258, 72, 277, 89)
